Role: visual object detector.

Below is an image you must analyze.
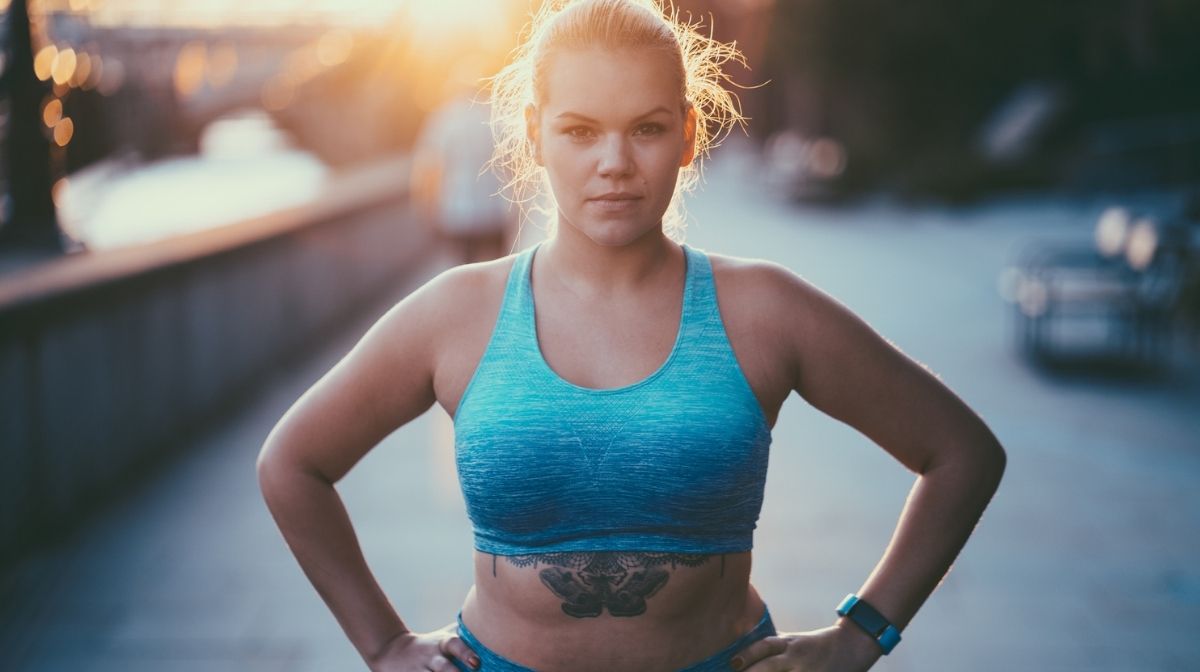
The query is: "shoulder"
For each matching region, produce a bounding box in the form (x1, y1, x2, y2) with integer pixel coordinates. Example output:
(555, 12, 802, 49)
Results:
(396, 252, 519, 381)
(704, 250, 830, 334)
(703, 249, 867, 393)
(397, 253, 517, 336)
(702, 252, 811, 387)
(418, 253, 514, 303)
(706, 251, 812, 297)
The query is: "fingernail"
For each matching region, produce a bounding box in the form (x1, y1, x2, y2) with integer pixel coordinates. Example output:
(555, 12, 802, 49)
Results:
(470, 656, 481, 668)
(730, 656, 744, 671)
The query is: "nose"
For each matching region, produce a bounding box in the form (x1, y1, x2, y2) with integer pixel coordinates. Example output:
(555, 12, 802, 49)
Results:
(596, 134, 634, 178)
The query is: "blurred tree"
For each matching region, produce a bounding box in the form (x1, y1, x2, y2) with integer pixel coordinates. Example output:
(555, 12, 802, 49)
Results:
(0, 0, 61, 252)
(761, 0, 1200, 197)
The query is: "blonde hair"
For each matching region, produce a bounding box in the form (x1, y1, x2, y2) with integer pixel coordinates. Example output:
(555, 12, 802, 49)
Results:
(487, 0, 747, 242)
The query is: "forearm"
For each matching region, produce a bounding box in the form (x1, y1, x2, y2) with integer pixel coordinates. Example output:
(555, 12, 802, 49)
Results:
(257, 459, 409, 666)
(836, 441, 1006, 658)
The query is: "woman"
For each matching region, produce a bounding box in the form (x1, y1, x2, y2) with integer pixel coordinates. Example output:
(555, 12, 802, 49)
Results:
(256, 1, 1007, 671)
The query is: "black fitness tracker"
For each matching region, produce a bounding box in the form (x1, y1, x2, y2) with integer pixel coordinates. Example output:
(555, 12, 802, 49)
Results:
(835, 593, 902, 655)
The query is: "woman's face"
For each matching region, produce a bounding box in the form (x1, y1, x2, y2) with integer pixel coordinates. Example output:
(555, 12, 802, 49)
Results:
(528, 47, 696, 247)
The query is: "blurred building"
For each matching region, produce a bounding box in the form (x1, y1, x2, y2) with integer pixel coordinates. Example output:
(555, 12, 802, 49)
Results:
(757, 0, 1200, 201)
(0, 0, 526, 255)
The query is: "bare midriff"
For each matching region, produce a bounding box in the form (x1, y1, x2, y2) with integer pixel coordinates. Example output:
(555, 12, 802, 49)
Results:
(458, 549, 766, 672)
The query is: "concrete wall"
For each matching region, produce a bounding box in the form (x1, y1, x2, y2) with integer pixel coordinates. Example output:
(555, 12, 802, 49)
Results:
(0, 159, 433, 569)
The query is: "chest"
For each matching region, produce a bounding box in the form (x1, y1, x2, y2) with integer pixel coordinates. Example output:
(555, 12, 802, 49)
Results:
(453, 373, 772, 540)
(438, 263, 793, 429)
(534, 289, 683, 391)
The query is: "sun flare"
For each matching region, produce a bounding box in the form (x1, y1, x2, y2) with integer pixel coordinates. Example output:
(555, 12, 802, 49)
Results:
(398, 0, 512, 50)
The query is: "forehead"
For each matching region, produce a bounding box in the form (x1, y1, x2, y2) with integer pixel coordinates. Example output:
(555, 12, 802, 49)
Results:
(540, 47, 683, 122)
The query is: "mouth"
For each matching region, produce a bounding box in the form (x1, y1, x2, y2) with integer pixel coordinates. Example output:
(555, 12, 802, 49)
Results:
(588, 193, 643, 202)
(585, 192, 643, 212)
(586, 195, 643, 212)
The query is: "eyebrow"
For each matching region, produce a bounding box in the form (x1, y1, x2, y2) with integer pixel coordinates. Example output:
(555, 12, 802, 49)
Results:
(554, 106, 673, 123)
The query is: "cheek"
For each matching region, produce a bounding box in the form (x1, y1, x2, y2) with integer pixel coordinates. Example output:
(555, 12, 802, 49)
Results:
(541, 150, 584, 189)
(542, 138, 682, 195)
(638, 145, 683, 186)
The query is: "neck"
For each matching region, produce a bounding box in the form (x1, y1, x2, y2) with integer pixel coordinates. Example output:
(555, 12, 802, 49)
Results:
(539, 219, 682, 298)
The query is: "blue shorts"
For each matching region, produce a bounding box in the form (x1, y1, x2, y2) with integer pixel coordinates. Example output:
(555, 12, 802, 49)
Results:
(452, 604, 777, 671)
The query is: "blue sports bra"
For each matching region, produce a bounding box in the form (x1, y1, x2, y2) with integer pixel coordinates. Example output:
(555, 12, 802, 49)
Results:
(453, 241, 772, 556)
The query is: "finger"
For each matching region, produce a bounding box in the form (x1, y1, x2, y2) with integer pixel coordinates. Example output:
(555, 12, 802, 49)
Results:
(440, 635, 481, 669)
(425, 653, 451, 671)
(740, 654, 788, 672)
(730, 635, 788, 671)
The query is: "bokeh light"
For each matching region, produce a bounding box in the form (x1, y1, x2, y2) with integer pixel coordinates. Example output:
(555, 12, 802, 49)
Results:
(206, 42, 238, 89)
(173, 41, 208, 98)
(33, 44, 58, 81)
(316, 29, 354, 67)
(68, 51, 93, 87)
(1126, 218, 1159, 271)
(41, 97, 63, 128)
(1094, 206, 1131, 258)
(51, 47, 78, 86)
(53, 116, 75, 146)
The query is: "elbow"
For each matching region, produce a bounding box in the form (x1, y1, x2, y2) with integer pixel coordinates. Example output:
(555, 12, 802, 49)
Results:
(255, 424, 300, 493)
(965, 438, 1007, 496)
(255, 441, 283, 498)
(978, 442, 1007, 496)
(978, 432, 1007, 477)
(256, 424, 333, 494)
(991, 442, 1008, 475)
(255, 443, 310, 508)
(927, 434, 1007, 488)
(255, 449, 276, 489)
(967, 417, 1007, 476)
(255, 426, 283, 482)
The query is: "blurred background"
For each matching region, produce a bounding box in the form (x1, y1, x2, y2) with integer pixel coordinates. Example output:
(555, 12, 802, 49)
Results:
(1, 1, 1198, 670)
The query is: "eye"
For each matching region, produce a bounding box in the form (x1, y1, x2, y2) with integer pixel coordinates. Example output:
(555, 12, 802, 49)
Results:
(565, 126, 595, 140)
(634, 123, 665, 136)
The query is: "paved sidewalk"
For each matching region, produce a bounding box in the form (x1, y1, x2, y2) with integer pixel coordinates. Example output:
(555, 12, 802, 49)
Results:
(2, 147, 1199, 671)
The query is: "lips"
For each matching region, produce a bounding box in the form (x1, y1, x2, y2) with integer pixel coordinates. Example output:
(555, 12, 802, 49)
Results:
(588, 192, 642, 201)
(586, 194, 642, 212)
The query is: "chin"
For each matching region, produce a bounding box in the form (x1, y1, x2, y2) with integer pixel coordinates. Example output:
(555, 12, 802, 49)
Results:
(564, 214, 661, 247)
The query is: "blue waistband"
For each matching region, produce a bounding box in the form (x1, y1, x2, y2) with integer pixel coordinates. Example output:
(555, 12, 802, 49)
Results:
(453, 604, 776, 672)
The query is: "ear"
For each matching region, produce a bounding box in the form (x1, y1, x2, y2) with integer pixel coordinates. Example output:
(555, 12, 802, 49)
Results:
(679, 104, 697, 167)
(524, 103, 544, 166)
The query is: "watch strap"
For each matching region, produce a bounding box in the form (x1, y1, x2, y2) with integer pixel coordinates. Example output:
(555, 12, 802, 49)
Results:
(836, 593, 902, 655)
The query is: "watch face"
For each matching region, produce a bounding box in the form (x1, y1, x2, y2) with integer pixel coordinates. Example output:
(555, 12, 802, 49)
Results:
(854, 603, 889, 635)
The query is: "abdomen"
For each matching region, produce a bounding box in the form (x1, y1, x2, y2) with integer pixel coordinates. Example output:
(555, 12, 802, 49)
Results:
(459, 549, 765, 672)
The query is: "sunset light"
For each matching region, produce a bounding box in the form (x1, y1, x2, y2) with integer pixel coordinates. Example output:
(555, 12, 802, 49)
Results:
(5, 3, 1200, 672)
(399, 0, 511, 47)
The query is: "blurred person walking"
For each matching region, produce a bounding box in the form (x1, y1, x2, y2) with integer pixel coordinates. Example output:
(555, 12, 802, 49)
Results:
(411, 77, 517, 263)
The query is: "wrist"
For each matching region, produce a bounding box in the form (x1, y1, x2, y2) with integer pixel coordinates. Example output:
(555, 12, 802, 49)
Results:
(833, 619, 884, 667)
(367, 629, 414, 669)
(835, 593, 901, 655)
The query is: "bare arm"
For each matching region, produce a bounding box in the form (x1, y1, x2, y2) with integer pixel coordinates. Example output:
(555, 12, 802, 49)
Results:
(769, 265, 1007, 667)
(254, 268, 461, 667)
(797, 270, 1006, 660)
